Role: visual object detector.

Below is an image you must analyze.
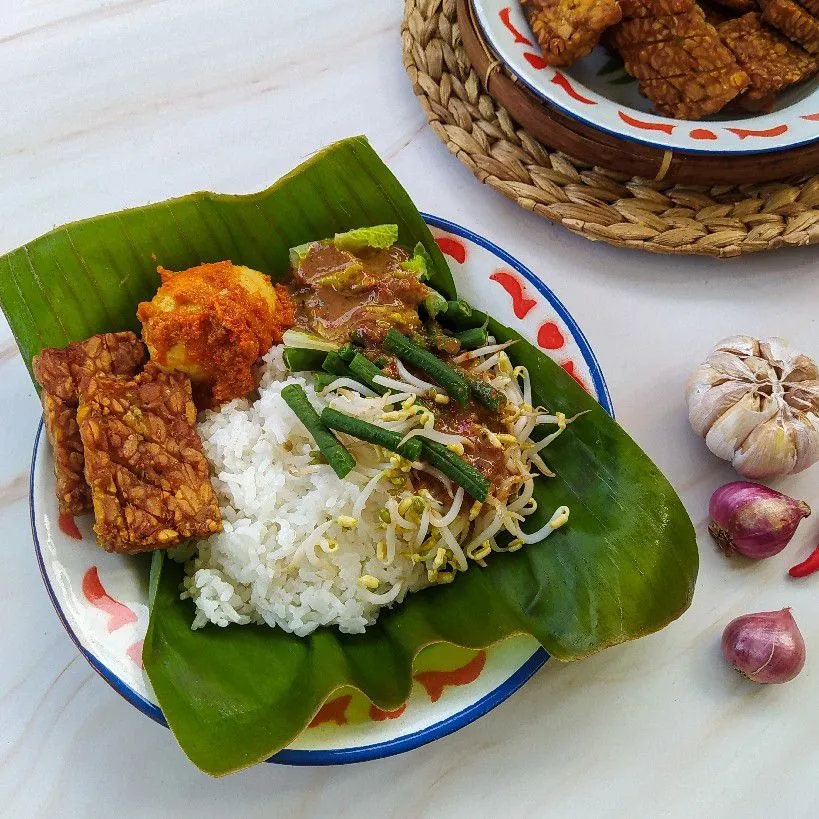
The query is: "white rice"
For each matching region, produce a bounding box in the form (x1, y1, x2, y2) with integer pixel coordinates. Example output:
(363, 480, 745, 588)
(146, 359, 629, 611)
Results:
(181, 346, 426, 636)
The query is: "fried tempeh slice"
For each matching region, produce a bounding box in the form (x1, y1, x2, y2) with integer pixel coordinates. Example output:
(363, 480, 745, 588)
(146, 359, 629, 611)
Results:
(620, 34, 737, 80)
(719, 12, 818, 107)
(77, 363, 221, 554)
(619, 0, 696, 19)
(608, 8, 706, 48)
(640, 65, 750, 117)
(521, 0, 623, 66)
(760, 0, 819, 53)
(797, 0, 819, 16)
(32, 332, 146, 515)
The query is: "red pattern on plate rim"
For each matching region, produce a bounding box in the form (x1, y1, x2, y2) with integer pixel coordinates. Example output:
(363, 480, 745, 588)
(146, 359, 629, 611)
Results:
(309, 695, 353, 728)
(414, 651, 487, 703)
(435, 236, 467, 264)
(490, 270, 538, 319)
(58, 513, 83, 540)
(619, 111, 675, 134)
(537, 321, 565, 350)
(552, 72, 596, 105)
(802, 113, 819, 121)
(690, 128, 717, 140)
(126, 640, 144, 668)
(561, 360, 587, 390)
(369, 703, 408, 721)
(498, 6, 533, 45)
(726, 124, 788, 139)
(82, 566, 138, 633)
(524, 52, 548, 70)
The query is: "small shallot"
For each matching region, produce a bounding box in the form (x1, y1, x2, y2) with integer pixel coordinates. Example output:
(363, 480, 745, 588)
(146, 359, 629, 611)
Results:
(708, 481, 810, 559)
(721, 609, 806, 684)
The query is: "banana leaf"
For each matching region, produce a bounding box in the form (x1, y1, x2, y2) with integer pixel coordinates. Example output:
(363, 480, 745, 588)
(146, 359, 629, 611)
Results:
(1, 136, 698, 776)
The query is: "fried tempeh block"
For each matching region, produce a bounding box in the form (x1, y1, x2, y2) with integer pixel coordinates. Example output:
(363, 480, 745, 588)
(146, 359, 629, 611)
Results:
(760, 0, 819, 53)
(797, 0, 819, 16)
(77, 363, 221, 554)
(640, 65, 751, 117)
(619, 0, 696, 19)
(620, 34, 737, 80)
(32, 332, 146, 515)
(608, 8, 706, 48)
(521, 0, 623, 66)
(719, 12, 818, 108)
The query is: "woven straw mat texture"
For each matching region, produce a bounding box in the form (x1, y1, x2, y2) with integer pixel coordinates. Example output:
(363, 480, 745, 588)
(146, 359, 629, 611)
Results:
(401, 0, 819, 257)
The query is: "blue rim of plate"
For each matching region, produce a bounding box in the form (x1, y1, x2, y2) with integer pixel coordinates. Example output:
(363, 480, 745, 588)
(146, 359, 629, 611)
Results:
(471, 0, 819, 157)
(30, 213, 613, 767)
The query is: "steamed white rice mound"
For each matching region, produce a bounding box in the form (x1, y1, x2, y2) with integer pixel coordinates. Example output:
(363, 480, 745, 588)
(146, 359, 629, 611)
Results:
(182, 346, 426, 636)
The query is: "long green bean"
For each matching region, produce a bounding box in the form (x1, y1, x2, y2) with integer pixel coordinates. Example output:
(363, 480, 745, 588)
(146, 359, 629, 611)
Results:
(348, 353, 388, 395)
(322, 352, 354, 378)
(283, 348, 326, 372)
(280, 384, 355, 478)
(321, 408, 423, 461)
(383, 329, 470, 406)
(421, 440, 490, 502)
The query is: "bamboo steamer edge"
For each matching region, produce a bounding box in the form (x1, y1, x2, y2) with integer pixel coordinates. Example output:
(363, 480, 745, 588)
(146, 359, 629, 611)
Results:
(457, 0, 819, 185)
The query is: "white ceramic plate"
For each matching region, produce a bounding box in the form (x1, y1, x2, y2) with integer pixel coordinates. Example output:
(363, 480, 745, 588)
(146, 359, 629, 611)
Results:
(473, 0, 819, 154)
(31, 214, 612, 765)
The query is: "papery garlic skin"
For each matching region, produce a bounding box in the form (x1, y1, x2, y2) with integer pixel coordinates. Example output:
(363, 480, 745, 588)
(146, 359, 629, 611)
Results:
(687, 335, 819, 479)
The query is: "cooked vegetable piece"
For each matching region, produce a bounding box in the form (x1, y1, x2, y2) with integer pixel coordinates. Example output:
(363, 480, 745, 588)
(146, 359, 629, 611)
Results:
(423, 290, 448, 319)
(282, 329, 341, 352)
(333, 224, 399, 253)
(280, 384, 355, 478)
(348, 353, 389, 395)
(383, 329, 470, 406)
(467, 376, 505, 412)
(441, 299, 474, 328)
(313, 372, 338, 391)
(283, 348, 327, 372)
(337, 343, 357, 364)
(321, 408, 423, 461)
(420, 439, 491, 502)
(322, 352, 354, 378)
(455, 327, 489, 350)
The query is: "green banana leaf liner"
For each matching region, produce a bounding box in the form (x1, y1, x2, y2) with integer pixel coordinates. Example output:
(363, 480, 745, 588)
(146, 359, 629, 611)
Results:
(0, 136, 698, 776)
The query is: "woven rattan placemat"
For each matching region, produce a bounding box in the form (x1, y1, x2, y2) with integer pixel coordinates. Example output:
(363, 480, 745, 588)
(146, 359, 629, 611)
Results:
(402, 0, 819, 257)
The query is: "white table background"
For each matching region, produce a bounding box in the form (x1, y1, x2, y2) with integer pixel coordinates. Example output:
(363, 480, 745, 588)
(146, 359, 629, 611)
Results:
(2, 2, 818, 816)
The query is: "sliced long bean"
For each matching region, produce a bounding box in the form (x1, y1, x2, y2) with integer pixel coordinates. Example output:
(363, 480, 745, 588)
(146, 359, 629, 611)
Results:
(349, 353, 388, 395)
(337, 343, 358, 364)
(313, 372, 338, 391)
(467, 377, 504, 412)
(283, 348, 326, 372)
(383, 329, 470, 406)
(421, 440, 490, 502)
(322, 352, 354, 379)
(455, 326, 488, 351)
(280, 384, 355, 478)
(441, 299, 474, 329)
(321, 408, 423, 461)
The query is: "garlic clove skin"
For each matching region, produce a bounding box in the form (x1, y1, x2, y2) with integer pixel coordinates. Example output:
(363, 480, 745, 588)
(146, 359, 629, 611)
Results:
(686, 371, 753, 438)
(714, 335, 760, 358)
(704, 391, 779, 461)
(791, 411, 819, 473)
(732, 414, 797, 479)
(686, 335, 819, 479)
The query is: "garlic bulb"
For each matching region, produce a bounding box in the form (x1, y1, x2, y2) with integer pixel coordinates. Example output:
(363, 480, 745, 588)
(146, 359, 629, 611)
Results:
(686, 335, 819, 478)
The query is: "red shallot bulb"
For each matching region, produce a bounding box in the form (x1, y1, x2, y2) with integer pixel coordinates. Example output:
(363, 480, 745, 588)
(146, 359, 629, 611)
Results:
(721, 609, 806, 684)
(708, 481, 810, 559)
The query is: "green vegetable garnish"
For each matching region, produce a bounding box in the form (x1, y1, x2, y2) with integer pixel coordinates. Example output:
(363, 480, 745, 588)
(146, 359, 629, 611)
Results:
(283, 348, 327, 372)
(400, 242, 432, 281)
(333, 224, 399, 253)
(321, 408, 423, 461)
(420, 440, 490, 502)
(383, 328, 470, 406)
(289, 241, 315, 268)
(454, 326, 488, 350)
(280, 384, 355, 478)
(348, 353, 388, 395)
(423, 289, 448, 319)
(322, 352, 354, 379)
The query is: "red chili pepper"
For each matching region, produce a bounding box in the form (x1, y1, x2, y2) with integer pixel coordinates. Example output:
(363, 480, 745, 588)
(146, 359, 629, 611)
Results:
(789, 543, 819, 578)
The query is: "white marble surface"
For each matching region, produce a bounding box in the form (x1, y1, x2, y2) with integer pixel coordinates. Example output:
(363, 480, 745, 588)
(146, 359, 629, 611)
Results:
(2, 1, 818, 816)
